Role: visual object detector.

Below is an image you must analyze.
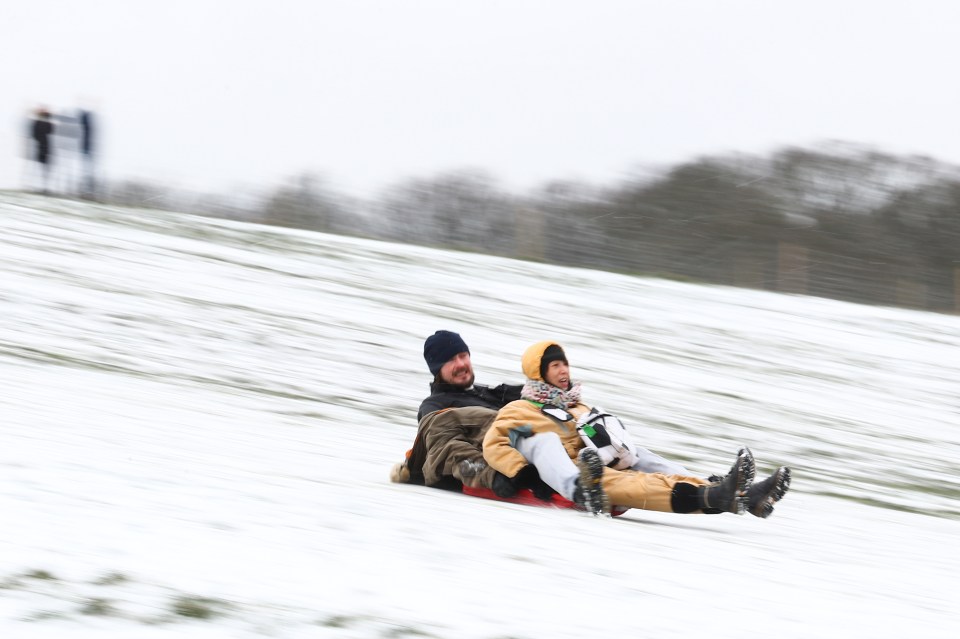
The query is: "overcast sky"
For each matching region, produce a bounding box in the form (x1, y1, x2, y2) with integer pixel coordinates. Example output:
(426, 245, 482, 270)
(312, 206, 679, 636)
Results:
(4, 0, 960, 198)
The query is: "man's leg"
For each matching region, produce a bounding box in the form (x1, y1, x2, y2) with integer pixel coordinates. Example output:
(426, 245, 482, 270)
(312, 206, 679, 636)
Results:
(628, 447, 692, 476)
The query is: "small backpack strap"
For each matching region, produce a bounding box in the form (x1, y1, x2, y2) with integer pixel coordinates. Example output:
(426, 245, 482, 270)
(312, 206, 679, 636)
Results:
(539, 403, 575, 424)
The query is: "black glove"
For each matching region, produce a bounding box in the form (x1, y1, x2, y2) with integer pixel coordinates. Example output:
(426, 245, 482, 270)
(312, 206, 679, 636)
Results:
(514, 465, 556, 501)
(491, 472, 519, 498)
(492, 466, 557, 500)
(529, 479, 556, 501)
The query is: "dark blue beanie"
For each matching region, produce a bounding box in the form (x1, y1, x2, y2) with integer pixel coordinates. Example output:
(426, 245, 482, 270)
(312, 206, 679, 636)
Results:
(423, 330, 470, 376)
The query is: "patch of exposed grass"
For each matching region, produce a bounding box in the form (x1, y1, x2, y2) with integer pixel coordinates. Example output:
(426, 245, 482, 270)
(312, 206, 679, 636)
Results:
(703, 390, 746, 401)
(170, 595, 231, 620)
(80, 597, 117, 616)
(23, 569, 57, 581)
(317, 615, 438, 637)
(320, 614, 355, 628)
(383, 626, 437, 638)
(0, 576, 25, 590)
(25, 610, 68, 622)
(93, 571, 129, 586)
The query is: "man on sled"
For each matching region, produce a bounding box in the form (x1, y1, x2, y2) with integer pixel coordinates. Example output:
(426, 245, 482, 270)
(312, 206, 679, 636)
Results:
(390, 330, 609, 511)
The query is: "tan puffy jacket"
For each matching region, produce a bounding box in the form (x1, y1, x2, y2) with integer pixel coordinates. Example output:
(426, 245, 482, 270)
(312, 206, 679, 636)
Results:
(482, 398, 588, 478)
(482, 340, 586, 478)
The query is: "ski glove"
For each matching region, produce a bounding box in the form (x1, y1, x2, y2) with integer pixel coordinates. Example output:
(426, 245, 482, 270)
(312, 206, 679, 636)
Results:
(492, 465, 555, 501)
(491, 472, 519, 498)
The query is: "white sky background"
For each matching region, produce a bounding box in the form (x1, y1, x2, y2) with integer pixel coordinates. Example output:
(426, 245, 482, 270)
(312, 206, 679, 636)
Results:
(4, 0, 960, 197)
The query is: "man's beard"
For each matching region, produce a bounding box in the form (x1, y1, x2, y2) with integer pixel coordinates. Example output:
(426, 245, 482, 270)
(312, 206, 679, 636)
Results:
(445, 371, 475, 388)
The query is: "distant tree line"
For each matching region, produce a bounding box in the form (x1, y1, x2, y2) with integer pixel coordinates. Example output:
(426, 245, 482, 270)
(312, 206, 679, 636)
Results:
(102, 142, 960, 313)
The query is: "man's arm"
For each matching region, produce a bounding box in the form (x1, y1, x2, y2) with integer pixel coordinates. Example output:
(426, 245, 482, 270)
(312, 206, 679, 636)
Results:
(417, 396, 444, 422)
(476, 383, 523, 408)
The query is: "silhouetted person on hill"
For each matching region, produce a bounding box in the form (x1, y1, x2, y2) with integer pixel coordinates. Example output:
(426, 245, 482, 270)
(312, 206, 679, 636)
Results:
(30, 107, 55, 195)
(77, 108, 97, 198)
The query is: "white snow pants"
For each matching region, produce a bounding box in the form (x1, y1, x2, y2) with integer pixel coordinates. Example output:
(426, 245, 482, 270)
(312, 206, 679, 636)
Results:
(628, 448, 691, 476)
(515, 433, 581, 500)
(516, 432, 693, 501)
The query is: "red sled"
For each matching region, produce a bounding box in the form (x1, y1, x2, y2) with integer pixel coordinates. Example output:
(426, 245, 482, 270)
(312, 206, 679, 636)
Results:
(462, 486, 629, 516)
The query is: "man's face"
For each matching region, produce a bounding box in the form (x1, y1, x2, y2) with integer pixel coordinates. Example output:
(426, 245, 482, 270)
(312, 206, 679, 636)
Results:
(439, 351, 475, 387)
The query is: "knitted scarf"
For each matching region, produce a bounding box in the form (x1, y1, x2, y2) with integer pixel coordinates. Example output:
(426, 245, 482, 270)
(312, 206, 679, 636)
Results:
(521, 379, 582, 410)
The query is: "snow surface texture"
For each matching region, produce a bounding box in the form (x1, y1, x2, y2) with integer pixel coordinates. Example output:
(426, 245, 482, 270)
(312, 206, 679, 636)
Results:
(1, 192, 958, 638)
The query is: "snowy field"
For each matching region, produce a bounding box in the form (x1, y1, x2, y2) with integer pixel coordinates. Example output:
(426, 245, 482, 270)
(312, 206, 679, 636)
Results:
(1, 191, 958, 638)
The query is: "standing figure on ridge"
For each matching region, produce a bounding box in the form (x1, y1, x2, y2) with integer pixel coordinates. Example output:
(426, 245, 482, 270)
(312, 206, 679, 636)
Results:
(29, 107, 55, 195)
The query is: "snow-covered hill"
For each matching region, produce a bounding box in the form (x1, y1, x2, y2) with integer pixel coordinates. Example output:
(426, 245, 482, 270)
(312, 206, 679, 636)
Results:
(2, 192, 958, 638)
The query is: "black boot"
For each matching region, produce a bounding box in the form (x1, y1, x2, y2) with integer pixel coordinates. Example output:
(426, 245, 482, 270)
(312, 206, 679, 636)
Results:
(573, 448, 610, 515)
(746, 466, 791, 518)
(699, 448, 755, 514)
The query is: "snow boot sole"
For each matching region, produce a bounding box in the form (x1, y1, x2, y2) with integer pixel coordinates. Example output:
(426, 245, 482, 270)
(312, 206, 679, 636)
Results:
(747, 466, 791, 518)
(575, 447, 610, 516)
